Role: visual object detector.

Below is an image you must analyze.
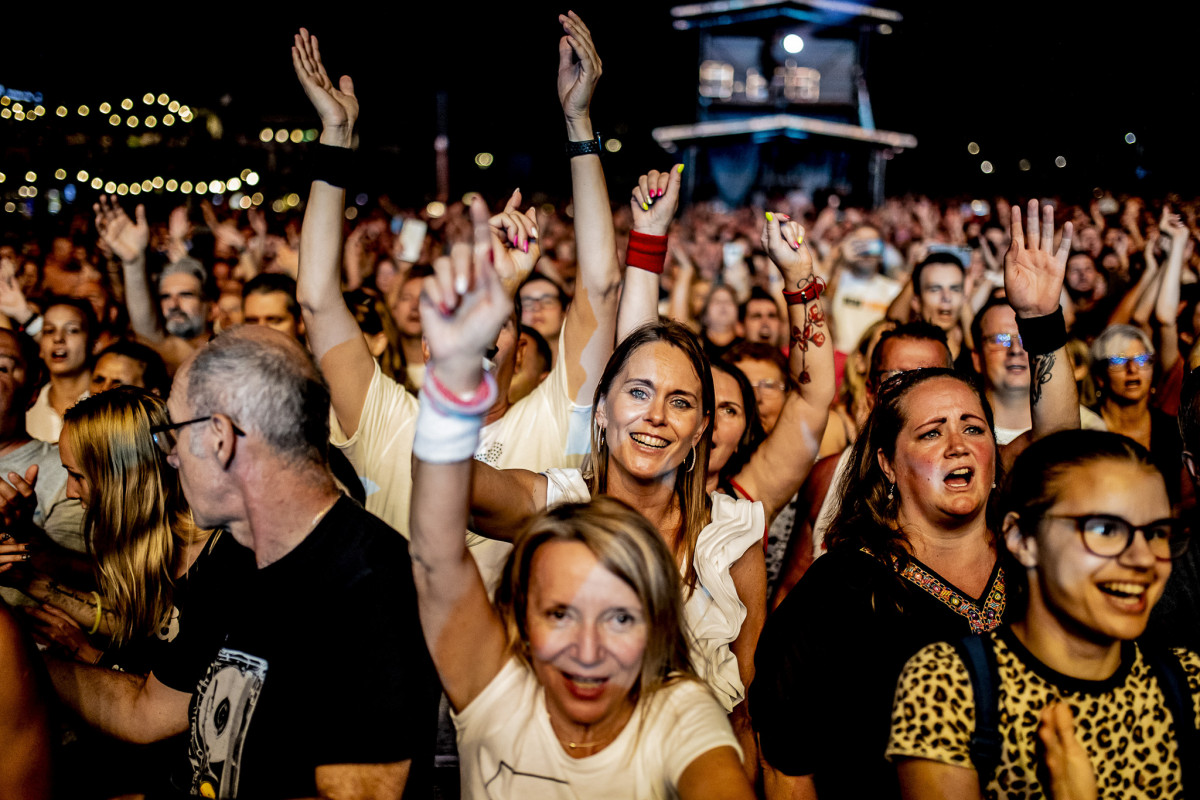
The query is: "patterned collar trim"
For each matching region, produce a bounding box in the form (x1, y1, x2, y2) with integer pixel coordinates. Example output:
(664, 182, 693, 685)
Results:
(862, 546, 1006, 634)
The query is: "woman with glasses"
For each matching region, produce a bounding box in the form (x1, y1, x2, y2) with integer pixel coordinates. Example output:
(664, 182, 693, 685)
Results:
(888, 429, 1197, 799)
(1090, 323, 1184, 504)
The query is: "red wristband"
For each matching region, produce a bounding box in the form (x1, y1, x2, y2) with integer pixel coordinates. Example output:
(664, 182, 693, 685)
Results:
(626, 231, 668, 274)
(782, 277, 825, 305)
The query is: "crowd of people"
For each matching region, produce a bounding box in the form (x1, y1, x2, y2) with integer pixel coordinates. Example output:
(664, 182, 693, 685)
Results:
(1, 11, 1198, 800)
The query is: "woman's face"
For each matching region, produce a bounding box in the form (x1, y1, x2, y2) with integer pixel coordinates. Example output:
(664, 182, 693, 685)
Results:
(596, 341, 708, 487)
(1013, 459, 1171, 643)
(527, 540, 646, 729)
(703, 286, 739, 332)
(1100, 335, 1153, 405)
(880, 377, 995, 529)
(707, 369, 747, 477)
(41, 305, 91, 377)
(58, 424, 91, 507)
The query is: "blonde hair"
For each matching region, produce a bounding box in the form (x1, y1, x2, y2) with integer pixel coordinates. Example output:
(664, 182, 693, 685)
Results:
(586, 322, 713, 595)
(63, 388, 205, 647)
(494, 496, 698, 704)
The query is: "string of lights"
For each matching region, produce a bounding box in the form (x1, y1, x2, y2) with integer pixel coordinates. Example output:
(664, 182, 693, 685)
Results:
(0, 92, 194, 127)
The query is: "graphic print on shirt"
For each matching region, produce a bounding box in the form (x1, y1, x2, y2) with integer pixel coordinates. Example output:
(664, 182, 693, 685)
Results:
(188, 648, 268, 799)
(156, 604, 181, 642)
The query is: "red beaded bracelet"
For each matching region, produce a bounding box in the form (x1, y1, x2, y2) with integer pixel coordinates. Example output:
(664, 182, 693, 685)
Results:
(626, 231, 668, 274)
(782, 277, 825, 305)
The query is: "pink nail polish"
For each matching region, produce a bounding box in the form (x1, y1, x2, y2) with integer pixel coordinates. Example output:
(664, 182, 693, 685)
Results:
(523, 242, 529, 254)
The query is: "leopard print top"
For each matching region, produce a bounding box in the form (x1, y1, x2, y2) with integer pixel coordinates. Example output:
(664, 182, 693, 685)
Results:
(886, 629, 1200, 799)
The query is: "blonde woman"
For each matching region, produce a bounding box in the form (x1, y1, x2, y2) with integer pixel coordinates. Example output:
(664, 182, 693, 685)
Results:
(21, 388, 251, 671)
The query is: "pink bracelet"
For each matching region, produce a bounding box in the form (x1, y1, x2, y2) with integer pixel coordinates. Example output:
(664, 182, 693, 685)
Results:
(424, 369, 498, 416)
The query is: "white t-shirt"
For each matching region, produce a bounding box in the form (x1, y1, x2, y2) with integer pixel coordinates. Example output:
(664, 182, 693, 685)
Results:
(454, 657, 739, 799)
(26, 384, 89, 444)
(544, 469, 762, 712)
(331, 334, 590, 584)
(830, 270, 901, 353)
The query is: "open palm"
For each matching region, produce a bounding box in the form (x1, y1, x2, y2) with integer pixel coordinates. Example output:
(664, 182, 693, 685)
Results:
(292, 28, 358, 135)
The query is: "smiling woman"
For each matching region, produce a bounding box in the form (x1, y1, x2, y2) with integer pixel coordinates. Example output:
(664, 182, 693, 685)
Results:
(888, 430, 1199, 800)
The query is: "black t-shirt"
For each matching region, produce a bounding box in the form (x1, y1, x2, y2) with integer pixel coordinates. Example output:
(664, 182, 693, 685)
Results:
(751, 544, 1008, 800)
(158, 496, 439, 799)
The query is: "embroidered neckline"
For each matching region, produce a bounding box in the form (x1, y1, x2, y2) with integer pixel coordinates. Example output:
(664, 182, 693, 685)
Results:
(861, 547, 1005, 634)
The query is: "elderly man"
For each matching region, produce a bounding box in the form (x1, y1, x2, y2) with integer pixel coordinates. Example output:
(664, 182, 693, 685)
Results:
(46, 326, 437, 799)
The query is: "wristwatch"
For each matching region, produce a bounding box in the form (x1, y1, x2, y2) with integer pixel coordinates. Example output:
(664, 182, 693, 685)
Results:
(565, 133, 602, 158)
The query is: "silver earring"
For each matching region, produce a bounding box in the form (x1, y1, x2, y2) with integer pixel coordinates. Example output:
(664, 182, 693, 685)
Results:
(685, 445, 697, 473)
(598, 427, 606, 447)
(887, 483, 895, 501)
(991, 480, 997, 489)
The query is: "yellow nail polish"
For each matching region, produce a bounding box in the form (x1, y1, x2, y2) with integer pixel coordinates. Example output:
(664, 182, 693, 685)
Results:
(676, 164, 685, 173)
(797, 234, 804, 244)
(642, 202, 649, 211)
(765, 212, 774, 222)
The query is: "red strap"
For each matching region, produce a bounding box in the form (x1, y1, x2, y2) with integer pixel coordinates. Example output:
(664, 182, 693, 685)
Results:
(782, 276, 826, 305)
(626, 231, 668, 274)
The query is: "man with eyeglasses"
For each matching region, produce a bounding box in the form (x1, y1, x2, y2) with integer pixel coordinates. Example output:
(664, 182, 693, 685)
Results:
(46, 326, 439, 799)
(971, 297, 1104, 446)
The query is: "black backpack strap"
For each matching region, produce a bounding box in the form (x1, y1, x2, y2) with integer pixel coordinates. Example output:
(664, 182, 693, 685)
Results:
(953, 634, 1001, 794)
(1144, 646, 1198, 798)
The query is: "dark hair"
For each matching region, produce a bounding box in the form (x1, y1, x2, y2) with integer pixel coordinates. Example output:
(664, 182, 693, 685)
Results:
(243, 273, 301, 322)
(42, 295, 100, 349)
(826, 368, 1000, 569)
(94, 340, 170, 398)
(589, 321, 713, 594)
(868, 322, 951, 392)
(727, 340, 795, 392)
(911, 252, 965, 298)
(519, 324, 552, 375)
(343, 289, 413, 391)
(711, 359, 765, 482)
(970, 296, 1016, 361)
(1180, 367, 1200, 465)
(1001, 430, 1165, 615)
(738, 286, 778, 323)
(518, 273, 570, 312)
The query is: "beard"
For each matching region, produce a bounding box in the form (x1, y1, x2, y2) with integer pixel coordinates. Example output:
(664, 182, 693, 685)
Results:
(165, 312, 206, 339)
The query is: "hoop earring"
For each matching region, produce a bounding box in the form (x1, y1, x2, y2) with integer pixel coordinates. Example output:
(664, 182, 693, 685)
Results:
(598, 426, 606, 447)
(887, 483, 895, 502)
(686, 444, 697, 473)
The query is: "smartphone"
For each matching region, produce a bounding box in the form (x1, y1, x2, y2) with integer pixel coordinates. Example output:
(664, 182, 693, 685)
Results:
(398, 218, 428, 263)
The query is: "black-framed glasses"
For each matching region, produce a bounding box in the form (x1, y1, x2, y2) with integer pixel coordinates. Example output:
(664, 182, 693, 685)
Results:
(1043, 513, 1189, 561)
(983, 332, 1023, 350)
(1104, 353, 1155, 369)
(519, 295, 562, 312)
(150, 416, 246, 456)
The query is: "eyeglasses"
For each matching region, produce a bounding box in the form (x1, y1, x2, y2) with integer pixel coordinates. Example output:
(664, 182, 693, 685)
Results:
(1042, 513, 1189, 561)
(751, 379, 786, 394)
(150, 416, 246, 456)
(1104, 353, 1155, 369)
(983, 332, 1023, 350)
(519, 294, 562, 312)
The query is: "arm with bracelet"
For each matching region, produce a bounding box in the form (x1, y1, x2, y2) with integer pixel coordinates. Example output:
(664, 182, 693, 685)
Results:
(1002, 199, 1080, 467)
(291, 27, 377, 438)
(622, 164, 685, 339)
(557, 11, 624, 404)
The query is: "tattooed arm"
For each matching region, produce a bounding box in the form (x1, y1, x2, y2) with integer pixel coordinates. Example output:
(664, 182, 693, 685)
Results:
(1001, 200, 1079, 467)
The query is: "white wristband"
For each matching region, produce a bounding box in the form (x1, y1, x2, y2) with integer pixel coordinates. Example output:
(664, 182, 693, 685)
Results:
(412, 371, 498, 464)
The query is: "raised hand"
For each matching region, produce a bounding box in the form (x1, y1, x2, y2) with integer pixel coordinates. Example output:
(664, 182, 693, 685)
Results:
(1004, 199, 1072, 318)
(0, 465, 39, 532)
(762, 212, 815, 291)
(292, 27, 358, 147)
(630, 165, 684, 236)
(1160, 205, 1188, 241)
(420, 196, 516, 394)
(1039, 703, 1097, 800)
(557, 11, 601, 134)
(488, 189, 541, 294)
(0, 259, 33, 325)
(94, 195, 149, 263)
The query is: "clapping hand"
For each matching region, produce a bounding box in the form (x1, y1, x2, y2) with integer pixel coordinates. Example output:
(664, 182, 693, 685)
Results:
(1004, 199, 1072, 318)
(94, 195, 149, 263)
(292, 27, 358, 148)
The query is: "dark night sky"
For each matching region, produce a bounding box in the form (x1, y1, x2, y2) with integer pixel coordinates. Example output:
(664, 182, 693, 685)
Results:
(3, 2, 1197, 210)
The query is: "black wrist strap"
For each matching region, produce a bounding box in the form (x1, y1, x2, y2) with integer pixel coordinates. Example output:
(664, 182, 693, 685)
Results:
(565, 133, 601, 158)
(1015, 306, 1067, 356)
(310, 143, 355, 188)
